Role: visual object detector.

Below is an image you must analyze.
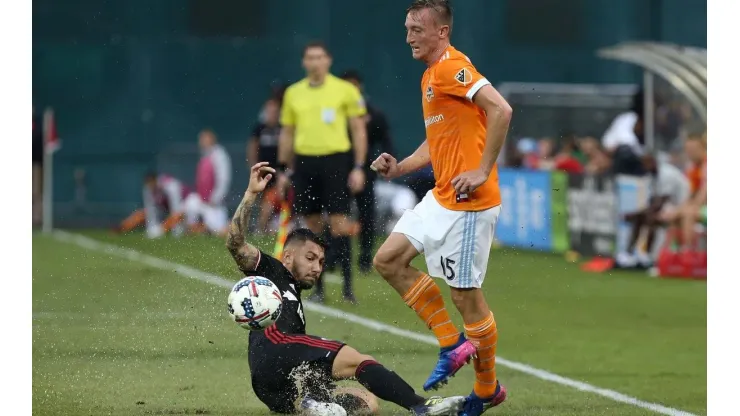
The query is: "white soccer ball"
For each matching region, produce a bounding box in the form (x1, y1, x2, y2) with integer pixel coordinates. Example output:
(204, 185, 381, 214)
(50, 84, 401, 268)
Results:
(227, 276, 283, 330)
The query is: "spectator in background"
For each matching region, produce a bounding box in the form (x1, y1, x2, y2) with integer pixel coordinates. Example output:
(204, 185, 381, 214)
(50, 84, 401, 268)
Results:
(248, 99, 284, 233)
(341, 69, 395, 273)
(32, 106, 44, 227)
(116, 173, 193, 239)
(579, 136, 612, 175)
(257, 84, 288, 124)
(552, 137, 584, 174)
(184, 128, 232, 236)
(534, 137, 556, 170)
(517, 137, 538, 169)
(602, 89, 645, 175)
(616, 154, 690, 268)
(661, 132, 707, 254)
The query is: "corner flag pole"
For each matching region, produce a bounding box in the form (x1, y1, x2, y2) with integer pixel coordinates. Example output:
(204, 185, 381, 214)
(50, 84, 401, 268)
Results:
(42, 107, 60, 234)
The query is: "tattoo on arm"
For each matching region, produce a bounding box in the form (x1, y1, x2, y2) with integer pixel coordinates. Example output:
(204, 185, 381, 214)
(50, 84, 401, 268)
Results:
(225, 192, 260, 271)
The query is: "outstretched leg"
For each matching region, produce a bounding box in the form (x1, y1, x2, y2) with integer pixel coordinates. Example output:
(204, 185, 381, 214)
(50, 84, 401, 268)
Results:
(332, 345, 464, 415)
(374, 233, 474, 391)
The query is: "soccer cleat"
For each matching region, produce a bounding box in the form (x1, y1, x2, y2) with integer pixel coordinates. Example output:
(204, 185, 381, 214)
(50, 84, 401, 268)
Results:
(410, 395, 466, 416)
(343, 293, 358, 305)
(635, 251, 654, 269)
(300, 398, 347, 416)
(422, 335, 477, 391)
(615, 251, 637, 268)
(459, 383, 507, 416)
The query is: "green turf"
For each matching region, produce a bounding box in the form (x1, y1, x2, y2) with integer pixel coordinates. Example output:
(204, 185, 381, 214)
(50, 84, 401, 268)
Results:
(32, 231, 706, 415)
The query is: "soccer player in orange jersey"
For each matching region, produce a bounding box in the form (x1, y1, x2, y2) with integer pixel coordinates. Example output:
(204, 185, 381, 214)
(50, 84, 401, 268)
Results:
(371, 1, 512, 415)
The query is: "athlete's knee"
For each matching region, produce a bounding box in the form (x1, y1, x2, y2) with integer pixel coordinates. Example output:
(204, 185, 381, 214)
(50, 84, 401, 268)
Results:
(372, 247, 397, 279)
(334, 346, 375, 379)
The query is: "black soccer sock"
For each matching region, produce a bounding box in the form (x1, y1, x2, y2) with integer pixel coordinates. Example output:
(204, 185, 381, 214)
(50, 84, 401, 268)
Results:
(355, 360, 424, 409)
(314, 271, 325, 295)
(324, 229, 337, 270)
(336, 236, 353, 295)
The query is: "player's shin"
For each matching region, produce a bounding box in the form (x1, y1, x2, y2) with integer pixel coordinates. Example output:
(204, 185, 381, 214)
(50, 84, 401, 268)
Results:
(464, 311, 499, 398)
(355, 360, 425, 409)
(402, 274, 460, 348)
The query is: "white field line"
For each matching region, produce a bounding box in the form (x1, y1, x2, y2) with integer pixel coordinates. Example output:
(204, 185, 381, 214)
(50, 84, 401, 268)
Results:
(49, 230, 698, 416)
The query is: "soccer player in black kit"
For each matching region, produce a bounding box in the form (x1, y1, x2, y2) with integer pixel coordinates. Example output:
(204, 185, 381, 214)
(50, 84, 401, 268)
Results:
(226, 162, 465, 416)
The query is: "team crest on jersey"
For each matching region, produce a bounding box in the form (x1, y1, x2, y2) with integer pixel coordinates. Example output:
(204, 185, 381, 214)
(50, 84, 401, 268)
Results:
(454, 68, 473, 86)
(425, 85, 434, 102)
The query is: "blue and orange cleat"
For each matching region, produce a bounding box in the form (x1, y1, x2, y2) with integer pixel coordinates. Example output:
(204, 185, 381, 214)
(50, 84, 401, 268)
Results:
(459, 382, 508, 416)
(422, 334, 477, 391)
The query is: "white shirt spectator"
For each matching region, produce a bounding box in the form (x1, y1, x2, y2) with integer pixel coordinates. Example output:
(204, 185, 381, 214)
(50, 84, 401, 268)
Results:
(652, 161, 690, 207)
(602, 112, 643, 155)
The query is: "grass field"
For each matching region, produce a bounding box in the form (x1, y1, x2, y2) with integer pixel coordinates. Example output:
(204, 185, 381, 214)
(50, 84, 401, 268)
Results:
(32, 230, 706, 415)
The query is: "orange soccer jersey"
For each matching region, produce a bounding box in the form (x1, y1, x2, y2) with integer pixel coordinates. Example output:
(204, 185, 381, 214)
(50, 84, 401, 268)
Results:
(421, 46, 501, 212)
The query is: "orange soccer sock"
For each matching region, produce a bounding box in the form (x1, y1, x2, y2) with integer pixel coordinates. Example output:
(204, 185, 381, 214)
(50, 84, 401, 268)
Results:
(161, 212, 185, 232)
(120, 209, 146, 232)
(465, 312, 499, 398)
(402, 274, 460, 348)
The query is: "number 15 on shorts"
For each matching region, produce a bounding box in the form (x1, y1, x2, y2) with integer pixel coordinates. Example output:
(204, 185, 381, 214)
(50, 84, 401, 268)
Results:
(439, 256, 456, 280)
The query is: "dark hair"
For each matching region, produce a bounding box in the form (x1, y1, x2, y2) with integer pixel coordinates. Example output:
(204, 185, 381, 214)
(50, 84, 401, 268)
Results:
(284, 228, 327, 251)
(271, 83, 288, 104)
(341, 69, 362, 84)
(303, 40, 331, 58)
(407, 0, 454, 31)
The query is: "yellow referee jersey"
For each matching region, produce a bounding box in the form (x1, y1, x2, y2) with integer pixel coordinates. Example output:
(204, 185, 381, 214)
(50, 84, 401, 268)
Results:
(280, 74, 367, 156)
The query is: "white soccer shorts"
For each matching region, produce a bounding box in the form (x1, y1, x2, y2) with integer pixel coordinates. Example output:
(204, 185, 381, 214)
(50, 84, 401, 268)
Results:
(392, 190, 501, 289)
(184, 194, 229, 234)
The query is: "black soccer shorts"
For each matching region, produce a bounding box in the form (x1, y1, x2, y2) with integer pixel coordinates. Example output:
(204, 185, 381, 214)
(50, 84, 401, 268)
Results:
(249, 328, 346, 414)
(292, 151, 352, 216)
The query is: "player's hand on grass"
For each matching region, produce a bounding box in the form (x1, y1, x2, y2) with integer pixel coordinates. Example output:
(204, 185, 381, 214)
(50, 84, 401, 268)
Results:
(348, 167, 366, 194)
(371, 153, 400, 179)
(247, 162, 276, 195)
(451, 168, 488, 194)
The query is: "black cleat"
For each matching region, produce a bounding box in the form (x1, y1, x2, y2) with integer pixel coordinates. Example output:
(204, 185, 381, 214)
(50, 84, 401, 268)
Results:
(343, 293, 358, 305)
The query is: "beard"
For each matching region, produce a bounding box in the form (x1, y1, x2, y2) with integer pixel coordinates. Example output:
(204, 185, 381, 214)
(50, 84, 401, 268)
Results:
(289, 265, 316, 290)
(297, 280, 314, 290)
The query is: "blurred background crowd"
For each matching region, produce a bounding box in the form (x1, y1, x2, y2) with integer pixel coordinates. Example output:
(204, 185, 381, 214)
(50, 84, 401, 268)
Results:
(32, 0, 707, 279)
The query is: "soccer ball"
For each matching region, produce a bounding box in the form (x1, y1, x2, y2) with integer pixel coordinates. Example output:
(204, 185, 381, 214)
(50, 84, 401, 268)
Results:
(227, 276, 283, 330)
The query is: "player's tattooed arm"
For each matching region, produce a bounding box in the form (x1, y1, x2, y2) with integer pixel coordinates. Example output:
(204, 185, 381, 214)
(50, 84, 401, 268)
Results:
(226, 162, 275, 272)
(226, 192, 260, 271)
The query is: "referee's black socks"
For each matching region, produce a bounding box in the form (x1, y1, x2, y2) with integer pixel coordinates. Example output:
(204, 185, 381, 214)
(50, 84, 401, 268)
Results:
(335, 236, 353, 296)
(355, 360, 424, 409)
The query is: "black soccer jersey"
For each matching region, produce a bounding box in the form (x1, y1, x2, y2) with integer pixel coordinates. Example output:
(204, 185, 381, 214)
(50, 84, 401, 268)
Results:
(244, 251, 307, 345)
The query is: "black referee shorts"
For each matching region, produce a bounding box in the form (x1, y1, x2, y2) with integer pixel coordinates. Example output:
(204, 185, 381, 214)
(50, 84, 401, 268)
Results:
(292, 151, 352, 216)
(249, 327, 346, 414)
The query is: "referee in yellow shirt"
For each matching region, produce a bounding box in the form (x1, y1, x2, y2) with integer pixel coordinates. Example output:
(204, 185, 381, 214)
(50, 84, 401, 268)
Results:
(277, 41, 368, 304)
